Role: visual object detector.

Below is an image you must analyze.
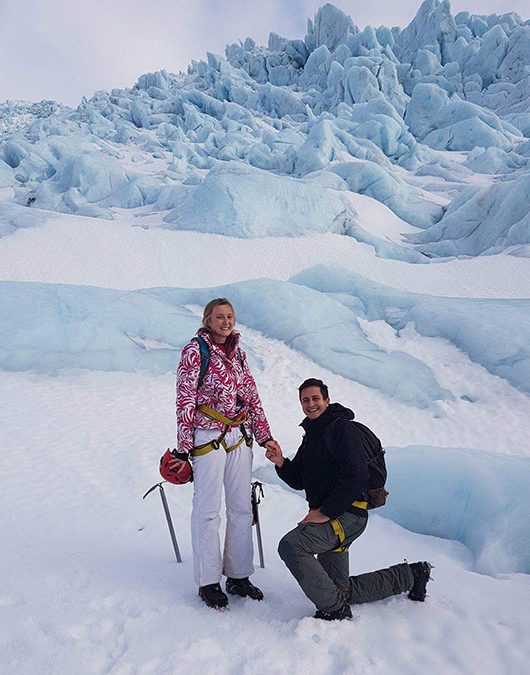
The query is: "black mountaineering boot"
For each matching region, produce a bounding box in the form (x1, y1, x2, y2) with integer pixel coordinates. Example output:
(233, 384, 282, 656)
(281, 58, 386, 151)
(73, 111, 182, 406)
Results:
(314, 603, 353, 621)
(226, 577, 264, 600)
(408, 562, 433, 601)
(199, 583, 229, 609)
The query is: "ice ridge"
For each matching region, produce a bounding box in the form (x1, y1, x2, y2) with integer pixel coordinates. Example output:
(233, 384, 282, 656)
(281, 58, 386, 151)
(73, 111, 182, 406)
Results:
(0, 1, 529, 255)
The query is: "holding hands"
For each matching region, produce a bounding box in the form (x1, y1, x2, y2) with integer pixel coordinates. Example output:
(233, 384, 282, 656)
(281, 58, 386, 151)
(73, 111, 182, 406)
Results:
(264, 439, 284, 468)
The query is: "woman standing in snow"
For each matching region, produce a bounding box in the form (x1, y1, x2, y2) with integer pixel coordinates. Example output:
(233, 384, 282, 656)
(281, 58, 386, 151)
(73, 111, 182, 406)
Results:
(174, 298, 276, 609)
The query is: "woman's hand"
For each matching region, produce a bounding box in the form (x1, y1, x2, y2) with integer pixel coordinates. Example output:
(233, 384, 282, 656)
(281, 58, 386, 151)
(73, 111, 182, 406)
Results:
(168, 457, 185, 469)
(167, 448, 189, 469)
(265, 439, 284, 467)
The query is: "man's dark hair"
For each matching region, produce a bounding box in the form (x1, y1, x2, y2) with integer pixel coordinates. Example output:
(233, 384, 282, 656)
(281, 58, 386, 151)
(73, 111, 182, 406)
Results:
(298, 378, 329, 400)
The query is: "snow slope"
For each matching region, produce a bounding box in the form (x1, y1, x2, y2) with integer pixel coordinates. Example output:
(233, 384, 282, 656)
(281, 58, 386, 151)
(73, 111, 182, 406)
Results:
(2, 329, 529, 674)
(2, 207, 530, 297)
(2, 229, 530, 673)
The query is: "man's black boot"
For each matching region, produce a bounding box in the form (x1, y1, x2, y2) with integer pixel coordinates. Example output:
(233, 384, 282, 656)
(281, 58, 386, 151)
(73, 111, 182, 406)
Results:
(314, 603, 352, 621)
(226, 577, 264, 600)
(199, 583, 229, 609)
(408, 562, 433, 601)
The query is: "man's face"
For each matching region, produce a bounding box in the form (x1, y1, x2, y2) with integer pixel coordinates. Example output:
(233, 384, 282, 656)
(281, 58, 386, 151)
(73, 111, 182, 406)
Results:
(300, 386, 330, 420)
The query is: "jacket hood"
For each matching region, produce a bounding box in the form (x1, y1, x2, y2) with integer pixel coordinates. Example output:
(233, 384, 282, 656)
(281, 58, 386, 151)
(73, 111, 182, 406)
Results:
(327, 402, 355, 420)
(301, 402, 355, 430)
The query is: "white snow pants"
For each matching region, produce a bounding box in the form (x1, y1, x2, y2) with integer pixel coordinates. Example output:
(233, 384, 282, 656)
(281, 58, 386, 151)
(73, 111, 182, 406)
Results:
(191, 428, 254, 587)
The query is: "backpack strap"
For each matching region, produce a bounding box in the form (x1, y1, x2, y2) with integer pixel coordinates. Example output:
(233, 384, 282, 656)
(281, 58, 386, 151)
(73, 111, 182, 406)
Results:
(192, 337, 246, 390)
(192, 335, 210, 389)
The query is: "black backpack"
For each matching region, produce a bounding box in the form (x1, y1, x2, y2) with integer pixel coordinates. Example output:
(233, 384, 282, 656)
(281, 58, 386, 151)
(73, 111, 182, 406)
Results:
(325, 419, 389, 509)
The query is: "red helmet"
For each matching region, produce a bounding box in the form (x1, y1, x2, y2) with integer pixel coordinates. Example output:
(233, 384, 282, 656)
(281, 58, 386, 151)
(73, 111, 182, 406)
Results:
(160, 449, 193, 484)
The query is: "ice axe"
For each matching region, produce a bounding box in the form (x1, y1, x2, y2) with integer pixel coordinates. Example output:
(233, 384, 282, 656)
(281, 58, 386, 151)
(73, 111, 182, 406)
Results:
(143, 481, 182, 563)
(251, 481, 265, 568)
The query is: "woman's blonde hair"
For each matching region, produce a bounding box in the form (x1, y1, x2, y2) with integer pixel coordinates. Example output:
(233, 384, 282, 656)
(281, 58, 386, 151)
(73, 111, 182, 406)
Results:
(202, 298, 236, 330)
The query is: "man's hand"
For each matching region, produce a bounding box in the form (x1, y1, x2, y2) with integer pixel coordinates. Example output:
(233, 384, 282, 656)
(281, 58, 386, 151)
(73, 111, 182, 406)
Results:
(265, 439, 284, 468)
(298, 508, 330, 525)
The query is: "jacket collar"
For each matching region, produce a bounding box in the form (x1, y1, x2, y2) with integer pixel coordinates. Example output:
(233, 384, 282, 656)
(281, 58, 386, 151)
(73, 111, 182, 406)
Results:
(300, 402, 355, 431)
(198, 327, 241, 359)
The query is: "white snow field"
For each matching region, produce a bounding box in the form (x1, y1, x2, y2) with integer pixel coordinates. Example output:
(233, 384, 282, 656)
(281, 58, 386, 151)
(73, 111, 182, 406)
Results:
(2, 236, 530, 675)
(2, 1, 530, 673)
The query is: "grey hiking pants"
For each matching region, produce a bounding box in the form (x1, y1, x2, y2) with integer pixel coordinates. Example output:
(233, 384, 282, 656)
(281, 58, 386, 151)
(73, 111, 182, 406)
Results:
(278, 511, 414, 613)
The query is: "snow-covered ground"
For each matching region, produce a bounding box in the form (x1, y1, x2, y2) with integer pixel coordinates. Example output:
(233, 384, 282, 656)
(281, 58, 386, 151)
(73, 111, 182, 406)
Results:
(2, 208, 530, 298)
(2, 223, 530, 674)
(2, 365, 528, 674)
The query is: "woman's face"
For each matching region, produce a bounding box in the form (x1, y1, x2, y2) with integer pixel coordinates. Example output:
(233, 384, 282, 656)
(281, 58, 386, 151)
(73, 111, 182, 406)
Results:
(208, 304, 235, 343)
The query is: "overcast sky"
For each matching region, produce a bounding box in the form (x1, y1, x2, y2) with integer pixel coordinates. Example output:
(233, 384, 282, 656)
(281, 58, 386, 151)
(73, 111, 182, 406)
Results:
(1, 0, 528, 107)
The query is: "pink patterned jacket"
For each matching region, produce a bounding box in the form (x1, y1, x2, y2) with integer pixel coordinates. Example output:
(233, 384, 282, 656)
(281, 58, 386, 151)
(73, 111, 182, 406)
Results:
(176, 328, 272, 455)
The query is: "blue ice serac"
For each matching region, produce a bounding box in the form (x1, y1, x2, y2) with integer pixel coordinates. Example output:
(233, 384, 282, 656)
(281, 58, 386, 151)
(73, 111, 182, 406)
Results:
(0, 0, 528, 256)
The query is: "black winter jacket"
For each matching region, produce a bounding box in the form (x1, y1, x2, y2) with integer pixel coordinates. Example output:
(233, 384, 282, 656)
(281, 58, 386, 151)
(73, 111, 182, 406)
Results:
(276, 403, 369, 519)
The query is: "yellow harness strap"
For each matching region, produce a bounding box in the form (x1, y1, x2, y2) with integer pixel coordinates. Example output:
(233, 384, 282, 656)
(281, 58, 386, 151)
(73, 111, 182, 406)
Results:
(224, 436, 246, 453)
(192, 405, 252, 457)
(192, 434, 245, 457)
(197, 404, 249, 427)
(330, 501, 368, 552)
(330, 518, 348, 552)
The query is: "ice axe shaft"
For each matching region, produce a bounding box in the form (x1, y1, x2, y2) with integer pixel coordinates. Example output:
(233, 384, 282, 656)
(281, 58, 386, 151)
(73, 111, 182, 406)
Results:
(143, 482, 182, 563)
(251, 481, 265, 569)
(254, 510, 265, 569)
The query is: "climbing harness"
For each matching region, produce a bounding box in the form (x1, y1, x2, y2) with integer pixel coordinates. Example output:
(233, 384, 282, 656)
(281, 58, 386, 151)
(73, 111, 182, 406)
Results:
(330, 501, 368, 552)
(192, 404, 254, 457)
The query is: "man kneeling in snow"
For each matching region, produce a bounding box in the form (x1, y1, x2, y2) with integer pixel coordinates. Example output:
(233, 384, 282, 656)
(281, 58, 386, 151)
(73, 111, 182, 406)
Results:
(265, 378, 432, 621)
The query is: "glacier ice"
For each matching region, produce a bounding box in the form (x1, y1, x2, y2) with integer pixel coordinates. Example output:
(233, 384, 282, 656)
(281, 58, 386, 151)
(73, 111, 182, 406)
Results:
(405, 82, 520, 150)
(291, 265, 530, 396)
(464, 146, 526, 173)
(0, 158, 14, 187)
(0, 278, 449, 408)
(385, 445, 530, 574)
(162, 162, 360, 237)
(330, 160, 443, 229)
(408, 172, 530, 256)
(0, 1, 528, 254)
(0, 202, 50, 238)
